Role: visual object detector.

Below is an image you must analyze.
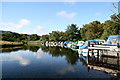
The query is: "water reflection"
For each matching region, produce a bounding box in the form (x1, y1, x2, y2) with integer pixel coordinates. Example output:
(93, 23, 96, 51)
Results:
(1, 54, 31, 66)
(56, 65, 75, 75)
(1, 45, 79, 66)
(40, 46, 79, 65)
(1, 45, 120, 79)
(33, 52, 44, 59)
(79, 50, 120, 77)
(1, 45, 40, 53)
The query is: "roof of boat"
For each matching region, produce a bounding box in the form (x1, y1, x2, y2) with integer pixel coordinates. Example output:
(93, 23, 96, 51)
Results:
(88, 40, 99, 42)
(108, 35, 120, 39)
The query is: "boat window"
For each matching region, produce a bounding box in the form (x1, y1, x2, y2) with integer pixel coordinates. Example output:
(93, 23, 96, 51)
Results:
(109, 38, 120, 44)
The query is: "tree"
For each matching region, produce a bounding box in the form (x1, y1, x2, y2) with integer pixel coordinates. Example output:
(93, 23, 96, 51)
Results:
(80, 27, 87, 41)
(49, 31, 60, 42)
(65, 24, 80, 41)
(110, 13, 120, 35)
(40, 34, 49, 42)
(110, 13, 120, 21)
(29, 34, 40, 41)
(1, 31, 40, 42)
(80, 21, 103, 40)
(101, 20, 119, 40)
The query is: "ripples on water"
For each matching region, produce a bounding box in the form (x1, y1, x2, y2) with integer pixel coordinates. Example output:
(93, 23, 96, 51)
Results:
(0, 45, 120, 79)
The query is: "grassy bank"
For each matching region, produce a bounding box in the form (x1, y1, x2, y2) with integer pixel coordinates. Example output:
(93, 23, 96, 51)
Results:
(0, 40, 42, 48)
(0, 41, 23, 48)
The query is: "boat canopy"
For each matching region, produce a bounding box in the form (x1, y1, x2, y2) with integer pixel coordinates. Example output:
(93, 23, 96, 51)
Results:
(107, 35, 120, 45)
(64, 41, 70, 44)
(88, 40, 99, 42)
(71, 41, 78, 46)
(79, 40, 99, 49)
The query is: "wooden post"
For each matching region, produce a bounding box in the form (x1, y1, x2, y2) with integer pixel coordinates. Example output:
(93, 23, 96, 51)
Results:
(117, 43, 120, 48)
(97, 49, 99, 61)
(91, 49, 94, 65)
(88, 67, 90, 72)
(117, 53, 119, 61)
(92, 49, 94, 56)
(117, 52, 119, 70)
(88, 42, 90, 47)
(87, 49, 90, 63)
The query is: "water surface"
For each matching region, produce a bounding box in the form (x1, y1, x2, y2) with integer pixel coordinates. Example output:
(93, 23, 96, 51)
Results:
(0, 45, 119, 79)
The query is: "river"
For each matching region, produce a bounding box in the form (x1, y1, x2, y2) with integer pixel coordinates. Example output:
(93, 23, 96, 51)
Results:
(0, 45, 119, 79)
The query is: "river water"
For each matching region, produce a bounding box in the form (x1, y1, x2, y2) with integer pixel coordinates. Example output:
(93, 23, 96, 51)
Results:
(0, 45, 119, 79)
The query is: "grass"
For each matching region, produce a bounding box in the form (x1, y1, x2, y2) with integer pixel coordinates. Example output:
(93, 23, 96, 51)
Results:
(0, 40, 23, 45)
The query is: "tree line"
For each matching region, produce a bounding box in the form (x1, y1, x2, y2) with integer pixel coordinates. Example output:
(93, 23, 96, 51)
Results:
(1, 31, 40, 42)
(1, 13, 120, 42)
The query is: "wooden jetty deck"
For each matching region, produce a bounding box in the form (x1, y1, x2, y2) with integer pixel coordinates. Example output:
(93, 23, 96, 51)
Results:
(88, 42, 119, 50)
(87, 42, 120, 58)
(85, 42, 120, 74)
(88, 65, 120, 75)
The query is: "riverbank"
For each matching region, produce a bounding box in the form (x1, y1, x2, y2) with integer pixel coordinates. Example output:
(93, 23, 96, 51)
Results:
(0, 41, 23, 48)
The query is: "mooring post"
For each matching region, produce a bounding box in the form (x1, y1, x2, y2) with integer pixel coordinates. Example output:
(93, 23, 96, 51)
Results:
(92, 43, 94, 61)
(97, 49, 99, 61)
(87, 41, 90, 64)
(87, 49, 90, 63)
(88, 42, 90, 47)
(91, 49, 94, 65)
(117, 52, 119, 62)
(117, 52, 119, 70)
(117, 43, 120, 48)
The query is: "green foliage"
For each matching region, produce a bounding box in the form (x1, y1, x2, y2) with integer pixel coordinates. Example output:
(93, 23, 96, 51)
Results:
(80, 28, 87, 41)
(29, 34, 39, 41)
(79, 13, 120, 41)
(49, 31, 61, 41)
(1, 31, 40, 42)
(101, 20, 120, 40)
(110, 13, 120, 21)
(40, 34, 49, 42)
(82, 21, 104, 40)
(65, 24, 81, 41)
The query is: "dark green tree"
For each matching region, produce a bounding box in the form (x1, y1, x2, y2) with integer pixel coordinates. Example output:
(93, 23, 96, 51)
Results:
(40, 34, 49, 42)
(102, 20, 119, 40)
(65, 24, 80, 41)
(49, 31, 60, 42)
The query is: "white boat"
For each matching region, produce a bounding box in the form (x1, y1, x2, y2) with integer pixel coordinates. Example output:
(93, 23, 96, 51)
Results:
(78, 49, 120, 58)
(88, 35, 120, 51)
(78, 49, 98, 57)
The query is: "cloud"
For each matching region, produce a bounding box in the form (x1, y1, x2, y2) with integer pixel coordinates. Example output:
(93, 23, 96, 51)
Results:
(0, 19, 31, 30)
(33, 25, 47, 35)
(56, 66, 75, 75)
(56, 11, 76, 19)
(0, 19, 47, 35)
(34, 25, 43, 33)
(33, 52, 44, 59)
(1, 55, 31, 66)
(95, 12, 102, 16)
(19, 19, 31, 25)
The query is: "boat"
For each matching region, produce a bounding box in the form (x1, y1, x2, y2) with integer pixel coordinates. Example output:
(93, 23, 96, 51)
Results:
(88, 35, 120, 51)
(71, 41, 84, 49)
(78, 49, 98, 57)
(64, 41, 73, 48)
(79, 40, 99, 49)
